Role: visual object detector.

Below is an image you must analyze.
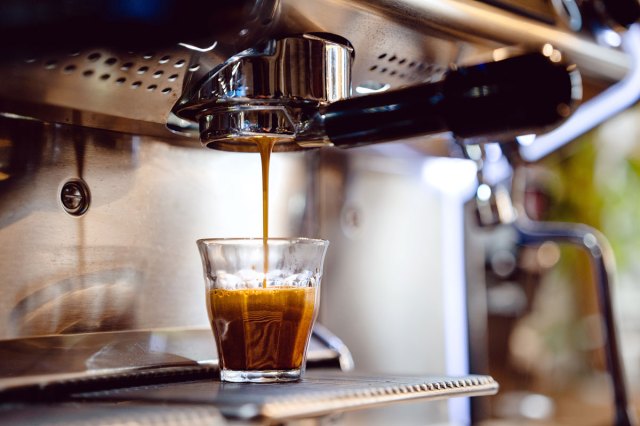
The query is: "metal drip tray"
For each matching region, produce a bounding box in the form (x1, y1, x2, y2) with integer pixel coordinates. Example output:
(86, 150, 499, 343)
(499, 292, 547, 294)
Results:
(0, 327, 497, 424)
(76, 370, 498, 421)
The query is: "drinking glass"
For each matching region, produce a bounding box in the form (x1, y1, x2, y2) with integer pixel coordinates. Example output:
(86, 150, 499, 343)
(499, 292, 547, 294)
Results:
(197, 238, 329, 383)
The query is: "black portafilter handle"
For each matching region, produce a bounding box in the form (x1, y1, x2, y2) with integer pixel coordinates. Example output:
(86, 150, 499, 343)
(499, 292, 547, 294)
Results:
(595, 0, 640, 28)
(321, 52, 581, 148)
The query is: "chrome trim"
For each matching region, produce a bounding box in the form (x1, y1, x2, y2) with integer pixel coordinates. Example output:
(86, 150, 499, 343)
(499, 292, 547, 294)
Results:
(339, 0, 629, 81)
(174, 34, 353, 152)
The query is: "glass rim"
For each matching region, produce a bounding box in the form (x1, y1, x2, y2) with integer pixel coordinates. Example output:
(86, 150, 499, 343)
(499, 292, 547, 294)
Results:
(197, 237, 329, 247)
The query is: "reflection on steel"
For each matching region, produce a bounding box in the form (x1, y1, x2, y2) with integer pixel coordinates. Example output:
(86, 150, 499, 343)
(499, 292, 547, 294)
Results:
(10, 267, 140, 336)
(178, 41, 219, 52)
(0, 327, 343, 395)
(0, 329, 210, 394)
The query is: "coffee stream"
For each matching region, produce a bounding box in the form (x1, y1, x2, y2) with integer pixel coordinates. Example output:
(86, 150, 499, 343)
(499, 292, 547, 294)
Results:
(255, 137, 277, 288)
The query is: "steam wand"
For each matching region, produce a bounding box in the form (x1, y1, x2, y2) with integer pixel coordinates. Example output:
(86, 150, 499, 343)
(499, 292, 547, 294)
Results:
(514, 219, 635, 426)
(467, 142, 636, 426)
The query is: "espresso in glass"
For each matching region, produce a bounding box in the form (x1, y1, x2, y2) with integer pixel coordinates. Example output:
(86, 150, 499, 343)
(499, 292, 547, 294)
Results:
(208, 287, 316, 371)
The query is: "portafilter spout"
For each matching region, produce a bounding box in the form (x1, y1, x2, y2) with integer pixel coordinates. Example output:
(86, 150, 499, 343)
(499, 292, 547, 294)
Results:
(173, 37, 582, 151)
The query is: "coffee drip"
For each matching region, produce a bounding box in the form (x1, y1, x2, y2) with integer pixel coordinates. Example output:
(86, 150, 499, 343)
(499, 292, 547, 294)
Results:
(253, 137, 278, 287)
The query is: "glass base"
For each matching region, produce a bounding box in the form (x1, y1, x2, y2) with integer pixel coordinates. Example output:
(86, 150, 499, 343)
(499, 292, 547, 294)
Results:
(220, 368, 302, 383)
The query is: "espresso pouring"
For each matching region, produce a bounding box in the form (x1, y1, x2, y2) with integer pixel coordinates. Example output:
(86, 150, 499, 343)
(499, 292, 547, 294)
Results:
(206, 137, 317, 374)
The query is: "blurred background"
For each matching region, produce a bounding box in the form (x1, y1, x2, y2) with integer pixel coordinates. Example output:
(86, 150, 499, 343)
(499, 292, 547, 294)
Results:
(477, 104, 640, 424)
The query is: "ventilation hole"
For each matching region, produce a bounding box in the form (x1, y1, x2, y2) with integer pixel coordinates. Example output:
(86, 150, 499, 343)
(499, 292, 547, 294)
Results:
(398, 58, 407, 64)
(68, 51, 81, 57)
(417, 63, 425, 70)
(159, 55, 171, 64)
(147, 84, 157, 91)
(388, 55, 397, 62)
(88, 52, 101, 61)
(100, 73, 110, 81)
(44, 60, 57, 70)
(161, 87, 172, 94)
(121, 62, 133, 71)
(24, 58, 37, 64)
(143, 53, 154, 60)
(408, 61, 416, 68)
(153, 70, 164, 78)
(389, 70, 397, 76)
(83, 70, 94, 77)
(131, 81, 142, 89)
(369, 65, 378, 71)
(399, 73, 406, 79)
(63, 64, 76, 73)
(377, 53, 387, 59)
(137, 66, 149, 74)
(115, 77, 126, 85)
(174, 59, 186, 68)
(104, 57, 117, 66)
(380, 67, 388, 73)
(168, 73, 179, 82)
(188, 63, 200, 72)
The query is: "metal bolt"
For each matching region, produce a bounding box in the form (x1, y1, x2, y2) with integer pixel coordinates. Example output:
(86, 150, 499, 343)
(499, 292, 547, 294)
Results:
(60, 179, 90, 216)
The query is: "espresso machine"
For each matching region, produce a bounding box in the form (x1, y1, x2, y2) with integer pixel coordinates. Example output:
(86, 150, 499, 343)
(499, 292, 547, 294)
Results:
(0, 0, 638, 424)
